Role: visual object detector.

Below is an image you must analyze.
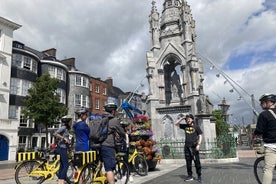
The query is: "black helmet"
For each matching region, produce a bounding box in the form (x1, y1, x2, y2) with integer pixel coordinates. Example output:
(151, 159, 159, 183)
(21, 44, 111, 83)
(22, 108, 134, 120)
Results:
(61, 115, 72, 123)
(75, 107, 88, 115)
(259, 94, 276, 103)
(104, 103, 117, 113)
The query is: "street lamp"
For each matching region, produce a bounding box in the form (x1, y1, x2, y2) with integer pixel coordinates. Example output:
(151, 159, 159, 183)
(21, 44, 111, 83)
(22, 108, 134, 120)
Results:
(218, 97, 230, 122)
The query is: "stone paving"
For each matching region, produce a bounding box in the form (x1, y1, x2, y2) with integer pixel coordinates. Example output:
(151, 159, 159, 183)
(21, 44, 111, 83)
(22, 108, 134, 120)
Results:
(1, 149, 274, 184)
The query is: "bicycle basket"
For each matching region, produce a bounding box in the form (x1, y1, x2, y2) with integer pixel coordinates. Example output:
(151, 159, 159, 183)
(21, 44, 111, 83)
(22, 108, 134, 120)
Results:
(73, 151, 97, 167)
(16, 152, 43, 162)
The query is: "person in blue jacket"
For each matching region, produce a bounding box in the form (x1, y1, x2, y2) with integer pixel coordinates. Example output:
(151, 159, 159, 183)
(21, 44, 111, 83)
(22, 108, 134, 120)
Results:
(73, 108, 90, 151)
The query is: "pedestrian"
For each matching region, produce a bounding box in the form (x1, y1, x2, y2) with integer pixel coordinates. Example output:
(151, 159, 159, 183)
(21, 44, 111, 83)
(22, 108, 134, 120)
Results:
(54, 115, 73, 184)
(254, 94, 276, 184)
(101, 103, 126, 184)
(73, 108, 90, 152)
(175, 114, 203, 182)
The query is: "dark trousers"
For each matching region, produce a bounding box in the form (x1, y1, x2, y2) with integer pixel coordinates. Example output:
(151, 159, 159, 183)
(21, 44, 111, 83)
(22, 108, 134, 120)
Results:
(57, 146, 69, 179)
(184, 145, 201, 177)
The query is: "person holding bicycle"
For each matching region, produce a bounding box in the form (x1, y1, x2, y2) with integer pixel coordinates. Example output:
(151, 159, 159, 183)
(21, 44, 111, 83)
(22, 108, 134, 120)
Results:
(74, 108, 90, 152)
(102, 103, 126, 184)
(54, 115, 73, 184)
(175, 113, 203, 182)
(254, 94, 276, 184)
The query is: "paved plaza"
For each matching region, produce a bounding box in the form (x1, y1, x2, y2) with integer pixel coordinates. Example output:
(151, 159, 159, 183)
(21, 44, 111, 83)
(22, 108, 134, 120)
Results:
(0, 149, 275, 184)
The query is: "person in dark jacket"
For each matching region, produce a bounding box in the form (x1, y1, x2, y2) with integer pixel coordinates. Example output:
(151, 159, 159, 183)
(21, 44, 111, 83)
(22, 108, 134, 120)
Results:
(175, 114, 203, 182)
(54, 115, 73, 184)
(254, 94, 276, 184)
(73, 108, 90, 152)
(101, 103, 125, 184)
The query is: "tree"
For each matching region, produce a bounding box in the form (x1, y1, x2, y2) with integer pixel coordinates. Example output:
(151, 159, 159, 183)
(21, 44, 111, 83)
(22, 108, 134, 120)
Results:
(22, 73, 67, 148)
(212, 109, 230, 137)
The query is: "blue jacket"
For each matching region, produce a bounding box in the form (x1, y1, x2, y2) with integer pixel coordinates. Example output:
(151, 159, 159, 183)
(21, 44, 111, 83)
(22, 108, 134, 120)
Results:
(73, 121, 90, 151)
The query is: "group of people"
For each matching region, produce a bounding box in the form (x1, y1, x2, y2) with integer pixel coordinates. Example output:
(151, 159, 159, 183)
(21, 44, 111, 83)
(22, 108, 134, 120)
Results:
(53, 93, 276, 184)
(54, 103, 125, 184)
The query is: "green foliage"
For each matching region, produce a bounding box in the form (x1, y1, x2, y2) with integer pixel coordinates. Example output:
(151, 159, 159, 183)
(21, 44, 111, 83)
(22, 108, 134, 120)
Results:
(212, 110, 230, 137)
(22, 73, 67, 146)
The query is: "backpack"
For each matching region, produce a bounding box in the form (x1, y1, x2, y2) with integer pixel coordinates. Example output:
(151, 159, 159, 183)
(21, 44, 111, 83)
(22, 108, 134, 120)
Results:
(89, 116, 110, 144)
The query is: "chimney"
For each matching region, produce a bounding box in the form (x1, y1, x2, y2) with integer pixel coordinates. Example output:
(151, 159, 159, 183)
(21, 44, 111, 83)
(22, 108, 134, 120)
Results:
(105, 77, 113, 87)
(60, 58, 76, 69)
(42, 48, 56, 57)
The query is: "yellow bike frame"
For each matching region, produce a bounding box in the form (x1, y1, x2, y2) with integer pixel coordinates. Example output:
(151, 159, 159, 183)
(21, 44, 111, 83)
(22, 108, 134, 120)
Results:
(28, 155, 60, 181)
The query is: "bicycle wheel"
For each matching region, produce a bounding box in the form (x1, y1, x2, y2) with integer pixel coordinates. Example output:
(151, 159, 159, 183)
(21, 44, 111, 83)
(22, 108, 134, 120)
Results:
(254, 156, 265, 184)
(15, 160, 43, 184)
(115, 159, 129, 184)
(77, 163, 96, 184)
(133, 154, 148, 176)
(65, 161, 76, 184)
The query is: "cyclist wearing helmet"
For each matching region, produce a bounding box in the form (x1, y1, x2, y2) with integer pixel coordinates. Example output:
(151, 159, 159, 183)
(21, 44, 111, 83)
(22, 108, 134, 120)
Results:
(101, 103, 125, 184)
(254, 94, 276, 184)
(54, 115, 73, 184)
(73, 108, 90, 152)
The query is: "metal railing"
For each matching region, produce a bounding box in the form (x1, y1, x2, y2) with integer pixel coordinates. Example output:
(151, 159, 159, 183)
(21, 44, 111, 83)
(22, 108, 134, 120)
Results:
(157, 137, 237, 159)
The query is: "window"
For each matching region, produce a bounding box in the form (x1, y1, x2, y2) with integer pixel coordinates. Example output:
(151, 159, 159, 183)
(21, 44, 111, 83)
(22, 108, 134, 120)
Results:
(95, 84, 99, 93)
(19, 136, 27, 144)
(10, 78, 20, 95)
(23, 56, 31, 70)
(75, 75, 82, 86)
(56, 88, 66, 104)
(19, 114, 27, 127)
(75, 75, 88, 87)
(32, 60, 37, 73)
(12, 54, 22, 67)
(22, 80, 32, 96)
(11, 54, 38, 74)
(83, 77, 87, 87)
(48, 65, 55, 78)
(48, 66, 66, 81)
(18, 136, 27, 151)
(32, 137, 38, 149)
(75, 94, 81, 107)
(103, 87, 107, 95)
(56, 68, 63, 80)
(74, 94, 88, 107)
(82, 96, 87, 108)
(9, 106, 18, 119)
(95, 99, 99, 109)
(41, 137, 46, 149)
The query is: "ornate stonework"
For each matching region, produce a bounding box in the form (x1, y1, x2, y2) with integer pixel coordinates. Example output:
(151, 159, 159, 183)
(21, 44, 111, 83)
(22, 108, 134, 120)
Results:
(146, 0, 216, 145)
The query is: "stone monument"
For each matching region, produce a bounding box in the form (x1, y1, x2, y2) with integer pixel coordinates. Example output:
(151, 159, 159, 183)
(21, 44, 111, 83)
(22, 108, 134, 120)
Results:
(146, 0, 216, 146)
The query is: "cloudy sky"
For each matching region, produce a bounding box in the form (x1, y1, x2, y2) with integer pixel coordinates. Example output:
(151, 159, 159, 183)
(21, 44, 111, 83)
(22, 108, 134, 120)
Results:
(1, 0, 276, 125)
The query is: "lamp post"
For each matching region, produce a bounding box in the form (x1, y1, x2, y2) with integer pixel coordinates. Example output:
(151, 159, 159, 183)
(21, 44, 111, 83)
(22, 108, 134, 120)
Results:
(218, 97, 230, 122)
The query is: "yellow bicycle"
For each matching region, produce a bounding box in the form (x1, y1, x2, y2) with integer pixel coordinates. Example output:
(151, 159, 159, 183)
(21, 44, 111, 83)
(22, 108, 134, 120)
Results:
(128, 146, 148, 176)
(73, 146, 129, 184)
(14, 148, 75, 184)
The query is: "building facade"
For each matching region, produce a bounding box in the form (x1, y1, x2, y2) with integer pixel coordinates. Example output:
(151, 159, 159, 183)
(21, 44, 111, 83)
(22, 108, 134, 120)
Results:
(0, 17, 21, 161)
(0, 16, 93, 160)
(90, 77, 108, 115)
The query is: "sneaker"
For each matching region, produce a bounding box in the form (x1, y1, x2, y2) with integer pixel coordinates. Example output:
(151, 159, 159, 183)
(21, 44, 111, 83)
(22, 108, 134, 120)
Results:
(185, 176, 194, 181)
(121, 176, 127, 183)
(198, 176, 202, 183)
(129, 175, 134, 182)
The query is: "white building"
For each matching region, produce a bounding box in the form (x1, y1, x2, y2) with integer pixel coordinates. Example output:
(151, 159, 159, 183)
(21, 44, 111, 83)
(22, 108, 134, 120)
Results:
(0, 16, 21, 161)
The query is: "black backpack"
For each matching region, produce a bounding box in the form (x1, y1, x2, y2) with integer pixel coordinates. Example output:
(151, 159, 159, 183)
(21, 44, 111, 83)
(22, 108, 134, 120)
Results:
(89, 117, 110, 144)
